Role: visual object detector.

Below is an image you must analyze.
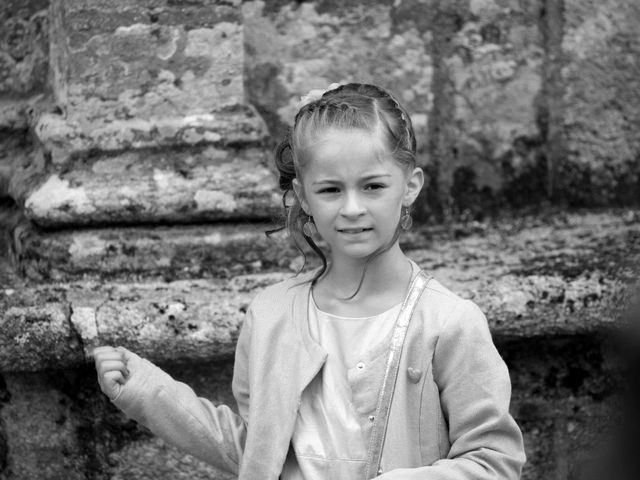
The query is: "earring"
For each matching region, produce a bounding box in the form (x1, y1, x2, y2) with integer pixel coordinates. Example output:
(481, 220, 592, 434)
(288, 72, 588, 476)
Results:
(400, 206, 413, 230)
(302, 215, 317, 236)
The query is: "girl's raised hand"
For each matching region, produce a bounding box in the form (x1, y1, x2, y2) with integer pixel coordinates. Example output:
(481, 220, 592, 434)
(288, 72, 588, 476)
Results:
(92, 346, 131, 400)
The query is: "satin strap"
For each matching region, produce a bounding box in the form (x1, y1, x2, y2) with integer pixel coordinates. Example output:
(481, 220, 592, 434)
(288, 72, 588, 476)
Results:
(363, 270, 432, 479)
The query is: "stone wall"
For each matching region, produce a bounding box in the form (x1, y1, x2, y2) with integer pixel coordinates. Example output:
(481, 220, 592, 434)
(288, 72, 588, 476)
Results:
(1, 0, 639, 479)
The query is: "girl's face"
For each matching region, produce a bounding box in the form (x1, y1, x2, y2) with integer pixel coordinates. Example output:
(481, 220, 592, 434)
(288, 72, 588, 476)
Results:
(293, 128, 423, 263)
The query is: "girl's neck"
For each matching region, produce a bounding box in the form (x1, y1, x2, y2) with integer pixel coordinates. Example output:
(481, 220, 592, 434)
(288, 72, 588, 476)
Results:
(313, 243, 414, 317)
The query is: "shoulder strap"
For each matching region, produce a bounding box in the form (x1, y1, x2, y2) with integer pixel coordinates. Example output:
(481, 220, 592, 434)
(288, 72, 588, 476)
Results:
(363, 270, 431, 479)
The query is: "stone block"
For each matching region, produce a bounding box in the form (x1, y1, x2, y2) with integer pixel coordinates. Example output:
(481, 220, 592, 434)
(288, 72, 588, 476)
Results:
(50, 0, 244, 119)
(15, 146, 281, 227)
(11, 222, 298, 282)
(0, 302, 81, 371)
(561, 0, 640, 204)
(40, 0, 269, 164)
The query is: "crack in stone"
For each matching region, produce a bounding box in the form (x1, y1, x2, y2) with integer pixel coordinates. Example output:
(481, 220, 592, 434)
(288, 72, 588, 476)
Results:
(67, 301, 99, 362)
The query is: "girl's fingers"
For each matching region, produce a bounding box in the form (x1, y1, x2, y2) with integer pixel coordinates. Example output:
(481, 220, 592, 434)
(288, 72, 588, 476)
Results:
(100, 370, 124, 399)
(94, 346, 130, 376)
(93, 346, 132, 399)
(94, 351, 123, 363)
(97, 359, 129, 379)
(91, 346, 118, 358)
(103, 369, 126, 386)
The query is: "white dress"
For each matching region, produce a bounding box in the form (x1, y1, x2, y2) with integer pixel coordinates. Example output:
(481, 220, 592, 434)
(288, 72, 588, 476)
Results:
(281, 295, 401, 480)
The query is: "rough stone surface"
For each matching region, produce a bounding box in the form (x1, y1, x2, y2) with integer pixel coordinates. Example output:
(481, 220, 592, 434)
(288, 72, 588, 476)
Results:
(37, 0, 269, 165)
(0, 0, 49, 96)
(16, 146, 280, 227)
(407, 211, 638, 338)
(0, 272, 289, 370)
(31, 106, 269, 165)
(12, 222, 298, 282)
(243, 0, 433, 147)
(51, 0, 244, 119)
(1, 211, 636, 372)
(435, 0, 547, 214)
(0, 301, 82, 372)
(1, 371, 88, 479)
(0, 367, 151, 480)
(561, 0, 640, 205)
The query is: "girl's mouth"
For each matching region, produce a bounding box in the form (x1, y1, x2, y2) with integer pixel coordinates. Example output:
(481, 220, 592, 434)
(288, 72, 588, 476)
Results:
(338, 227, 372, 234)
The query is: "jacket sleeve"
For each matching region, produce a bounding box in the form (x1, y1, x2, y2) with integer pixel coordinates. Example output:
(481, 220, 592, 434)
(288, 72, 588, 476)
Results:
(378, 300, 526, 480)
(111, 307, 254, 475)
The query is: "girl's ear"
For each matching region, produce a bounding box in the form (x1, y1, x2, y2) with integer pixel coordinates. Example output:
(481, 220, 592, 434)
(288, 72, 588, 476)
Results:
(403, 167, 425, 206)
(292, 178, 310, 214)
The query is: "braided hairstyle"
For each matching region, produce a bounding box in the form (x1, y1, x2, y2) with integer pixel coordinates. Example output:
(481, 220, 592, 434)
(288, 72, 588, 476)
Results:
(272, 83, 417, 291)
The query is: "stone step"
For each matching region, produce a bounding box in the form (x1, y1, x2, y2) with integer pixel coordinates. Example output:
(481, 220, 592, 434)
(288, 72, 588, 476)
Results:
(12, 221, 299, 282)
(32, 107, 269, 165)
(14, 145, 282, 227)
(0, 273, 286, 372)
(1, 210, 635, 372)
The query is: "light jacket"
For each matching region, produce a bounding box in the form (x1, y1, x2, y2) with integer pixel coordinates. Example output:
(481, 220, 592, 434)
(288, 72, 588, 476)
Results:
(113, 267, 526, 479)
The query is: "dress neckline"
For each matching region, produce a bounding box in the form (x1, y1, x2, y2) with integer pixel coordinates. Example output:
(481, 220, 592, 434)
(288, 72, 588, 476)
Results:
(310, 291, 402, 321)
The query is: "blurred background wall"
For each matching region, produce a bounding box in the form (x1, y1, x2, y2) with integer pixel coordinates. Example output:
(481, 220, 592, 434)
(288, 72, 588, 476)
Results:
(0, 0, 639, 478)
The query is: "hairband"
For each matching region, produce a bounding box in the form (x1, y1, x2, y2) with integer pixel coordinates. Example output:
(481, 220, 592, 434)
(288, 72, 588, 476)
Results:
(296, 82, 343, 109)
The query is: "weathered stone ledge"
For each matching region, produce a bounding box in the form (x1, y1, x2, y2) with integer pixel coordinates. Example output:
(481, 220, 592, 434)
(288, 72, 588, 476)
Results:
(12, 222, 298, 282)
(15, 145, 281, 227)
(10, 210, 640, 287)
(32, 106, 268, 165)
(0, 268, 624, 373)
(0, 273, 288, 372)
(2, 210, 636, 372)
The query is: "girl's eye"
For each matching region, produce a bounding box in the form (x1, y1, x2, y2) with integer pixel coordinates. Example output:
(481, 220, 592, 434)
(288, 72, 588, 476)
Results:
(365, 183, 385, 190)
(317, 187, 340, 194)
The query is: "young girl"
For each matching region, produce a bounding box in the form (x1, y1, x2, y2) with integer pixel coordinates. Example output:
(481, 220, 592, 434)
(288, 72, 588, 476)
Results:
(94, 83, 526, 479)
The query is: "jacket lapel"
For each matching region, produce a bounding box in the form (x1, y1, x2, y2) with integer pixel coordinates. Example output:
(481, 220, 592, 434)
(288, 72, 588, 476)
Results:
(240, 278, 327, 480)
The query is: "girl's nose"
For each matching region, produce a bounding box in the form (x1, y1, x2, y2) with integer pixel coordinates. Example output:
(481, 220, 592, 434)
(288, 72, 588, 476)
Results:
(340, 192, 366, 217)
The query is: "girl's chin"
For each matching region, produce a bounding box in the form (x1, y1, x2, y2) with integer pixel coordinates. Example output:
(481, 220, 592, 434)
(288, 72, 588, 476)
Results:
(330, 244, 384, 261)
